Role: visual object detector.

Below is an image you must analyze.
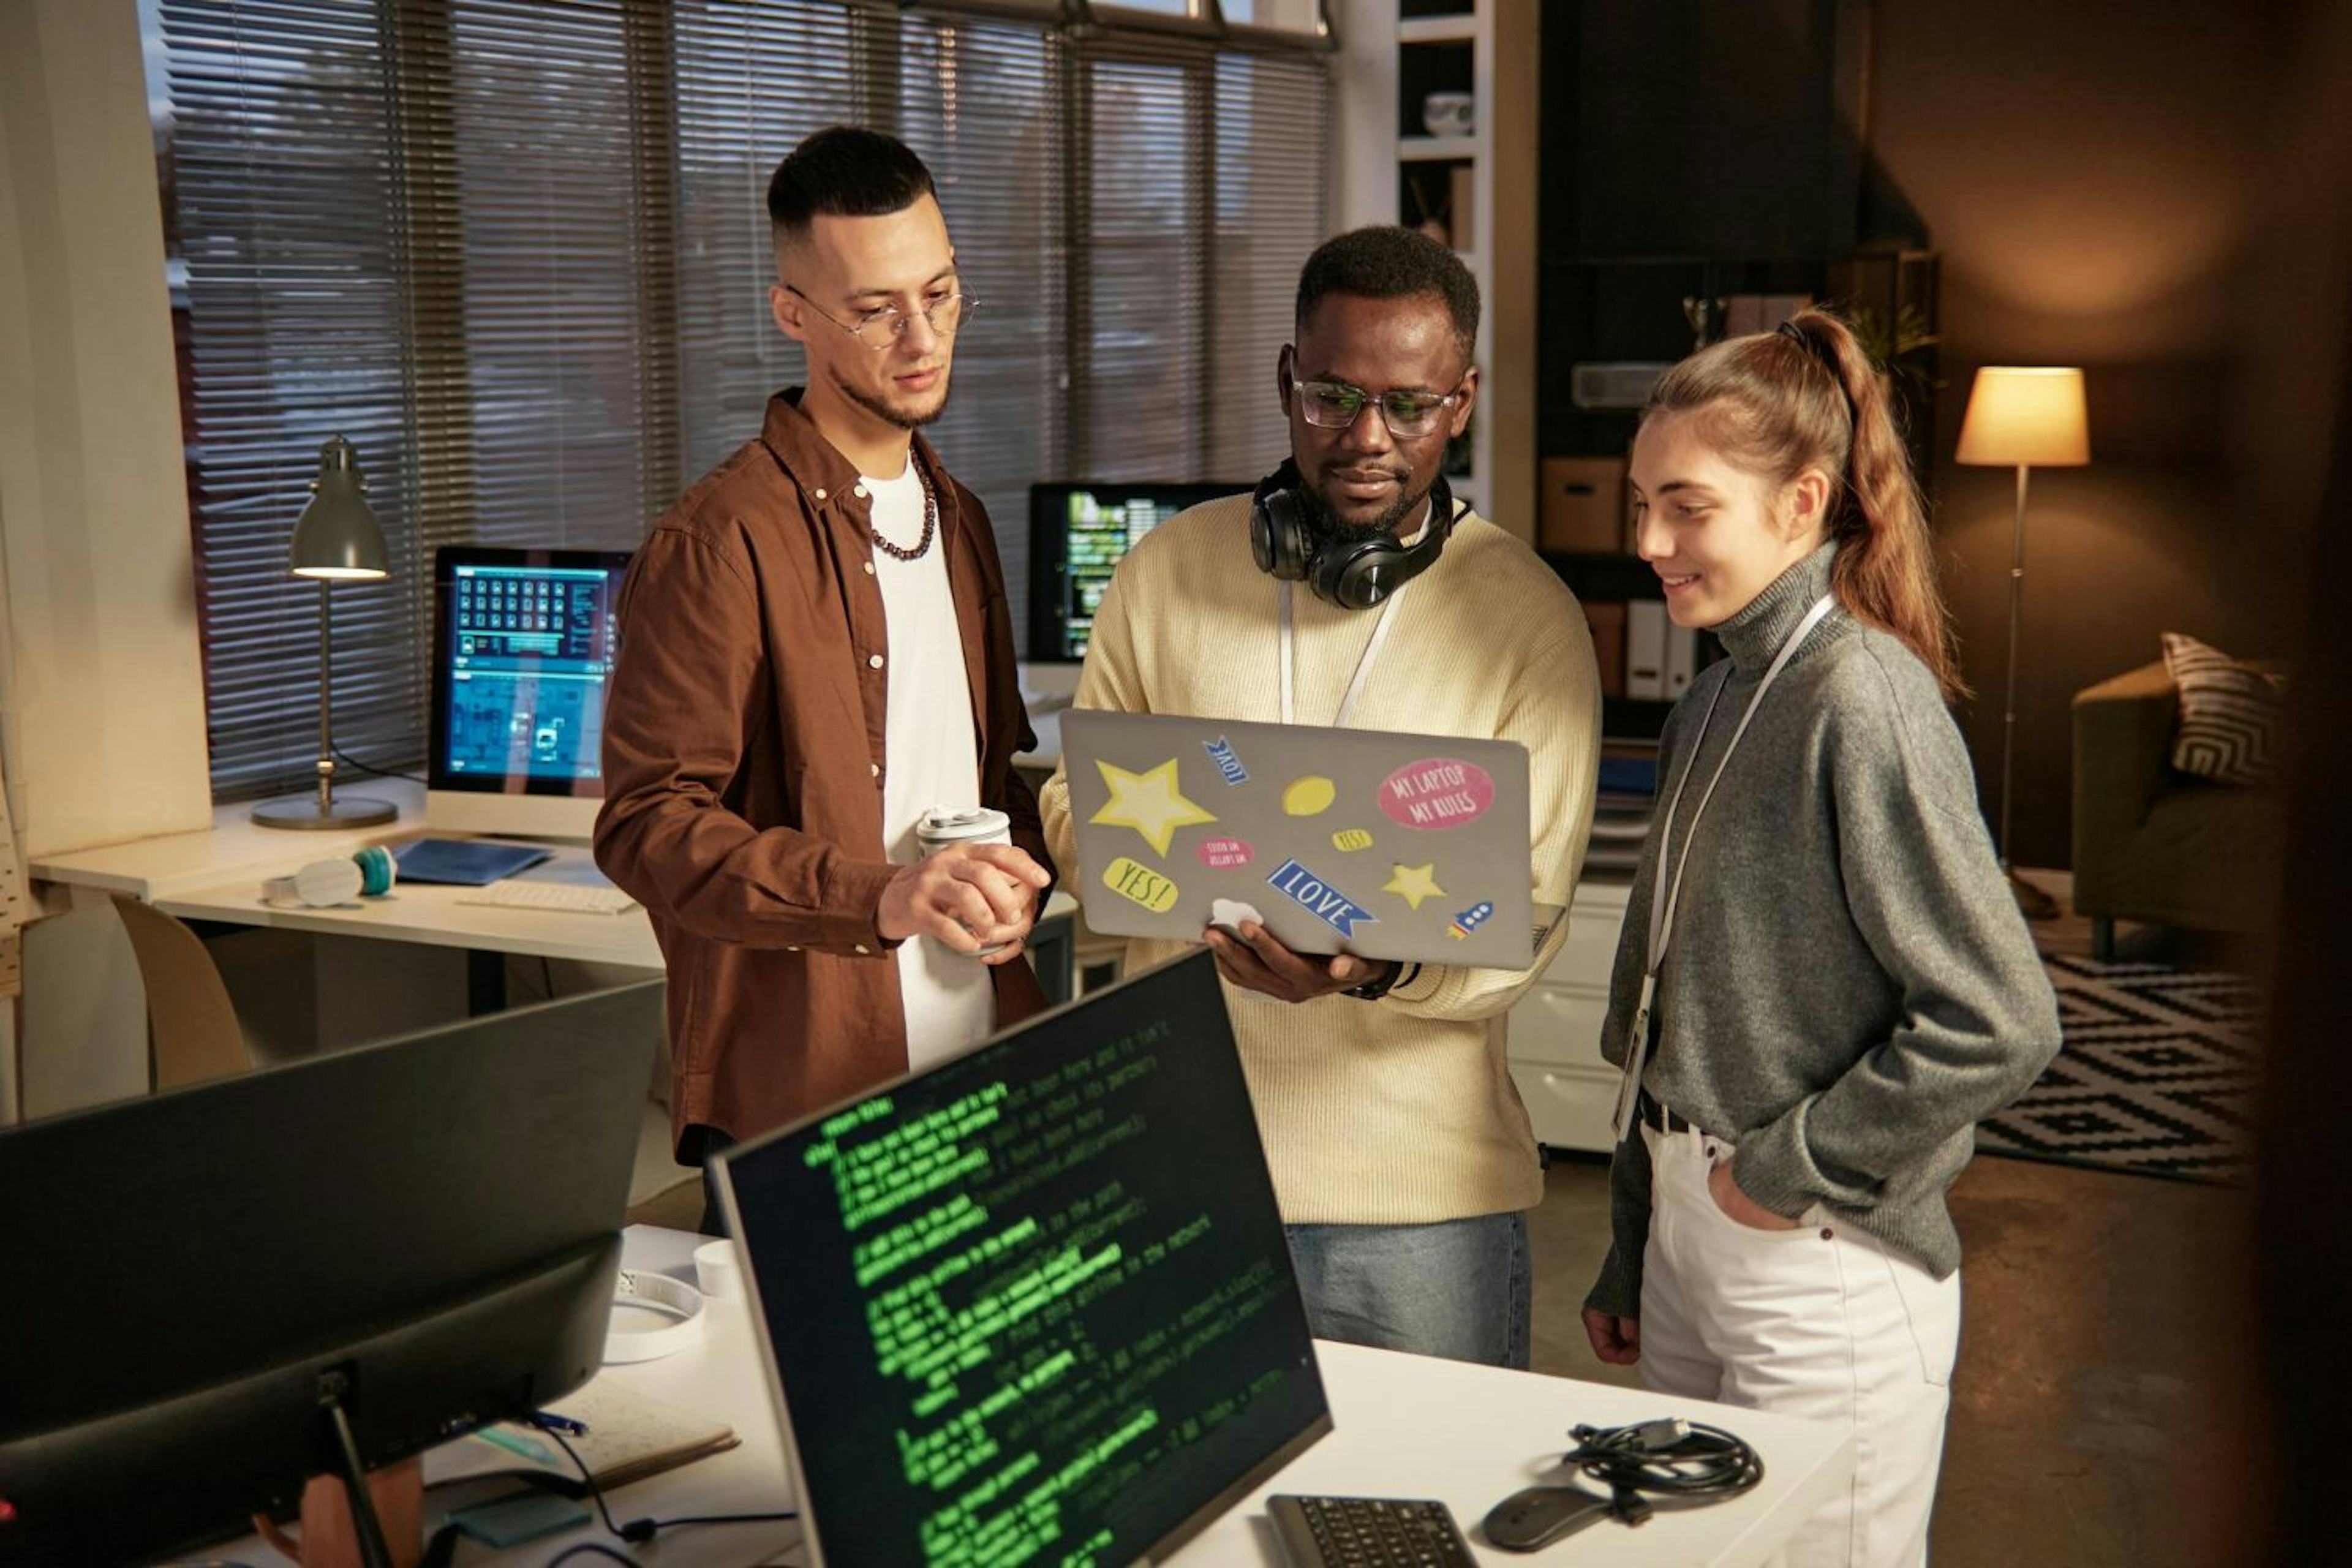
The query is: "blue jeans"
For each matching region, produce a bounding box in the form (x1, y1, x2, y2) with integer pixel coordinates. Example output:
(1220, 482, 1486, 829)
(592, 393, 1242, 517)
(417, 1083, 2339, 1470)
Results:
(1284, 1211, 1531, 1369)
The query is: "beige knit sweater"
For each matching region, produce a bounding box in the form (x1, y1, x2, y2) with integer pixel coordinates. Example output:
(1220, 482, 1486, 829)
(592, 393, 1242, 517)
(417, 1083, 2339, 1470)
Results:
(1039, 494, 1602, 1224)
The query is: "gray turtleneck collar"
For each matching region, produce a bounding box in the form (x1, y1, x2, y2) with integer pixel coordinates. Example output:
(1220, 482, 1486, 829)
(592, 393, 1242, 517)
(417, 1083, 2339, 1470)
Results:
(1711, 538, 1839, 675)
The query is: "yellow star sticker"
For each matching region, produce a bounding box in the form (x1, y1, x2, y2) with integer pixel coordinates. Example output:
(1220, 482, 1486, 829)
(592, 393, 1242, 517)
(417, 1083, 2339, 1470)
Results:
(1384, 861, 1447, 911)
(1090, 757, 1218, 858)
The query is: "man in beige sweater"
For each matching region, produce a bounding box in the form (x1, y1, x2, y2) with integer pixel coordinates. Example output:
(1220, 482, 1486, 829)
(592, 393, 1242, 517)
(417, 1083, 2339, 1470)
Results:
(1041, 228, 1601, 1366)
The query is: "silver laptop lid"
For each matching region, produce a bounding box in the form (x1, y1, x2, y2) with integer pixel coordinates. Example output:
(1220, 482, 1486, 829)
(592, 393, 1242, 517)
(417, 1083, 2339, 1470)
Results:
(1062, 708, 1537, 970)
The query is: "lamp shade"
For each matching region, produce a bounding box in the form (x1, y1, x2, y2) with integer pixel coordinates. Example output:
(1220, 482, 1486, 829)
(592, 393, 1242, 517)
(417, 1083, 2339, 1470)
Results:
(289, 435, 389, 580)
(1954, 368, 2090, 467)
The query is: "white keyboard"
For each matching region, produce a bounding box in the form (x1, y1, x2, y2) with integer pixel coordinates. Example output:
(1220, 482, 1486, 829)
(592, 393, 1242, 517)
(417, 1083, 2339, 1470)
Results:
(457, 878, 639, 916)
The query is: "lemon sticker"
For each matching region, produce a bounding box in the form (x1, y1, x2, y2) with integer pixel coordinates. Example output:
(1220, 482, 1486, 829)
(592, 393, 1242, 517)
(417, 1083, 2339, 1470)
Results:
(1281, 776, 1336, 817)
(1330, 827, 1374, 852)
(1102, 856, 1180, 913)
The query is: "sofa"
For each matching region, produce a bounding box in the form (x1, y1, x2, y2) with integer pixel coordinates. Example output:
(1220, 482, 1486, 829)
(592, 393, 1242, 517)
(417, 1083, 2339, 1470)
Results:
(2070, 660, 2284, 960)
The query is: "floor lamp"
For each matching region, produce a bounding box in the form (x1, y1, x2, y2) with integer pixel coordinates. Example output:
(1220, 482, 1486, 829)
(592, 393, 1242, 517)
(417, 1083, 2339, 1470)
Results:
(1955, 368, 2090, 918)
(252, 435, 401, 831)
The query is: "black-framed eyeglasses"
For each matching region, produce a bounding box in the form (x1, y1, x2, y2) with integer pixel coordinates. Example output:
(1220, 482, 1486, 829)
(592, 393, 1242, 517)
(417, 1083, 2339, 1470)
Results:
(1292, 374, 1468, 439)
(785, 283, 977, 350)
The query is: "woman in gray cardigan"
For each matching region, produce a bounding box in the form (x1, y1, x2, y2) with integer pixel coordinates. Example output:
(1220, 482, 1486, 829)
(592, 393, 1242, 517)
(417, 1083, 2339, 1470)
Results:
(1579, 309, 2061, 1568)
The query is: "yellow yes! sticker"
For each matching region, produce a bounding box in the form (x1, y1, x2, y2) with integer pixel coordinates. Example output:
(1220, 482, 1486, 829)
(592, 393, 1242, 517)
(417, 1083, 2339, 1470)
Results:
(1102, 856, 1180, 913)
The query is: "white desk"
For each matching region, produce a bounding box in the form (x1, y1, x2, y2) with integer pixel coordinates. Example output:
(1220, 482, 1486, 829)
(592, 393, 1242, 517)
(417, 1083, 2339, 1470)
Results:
(29, 780, 661, 967)
(157, 850, 666, 970)
(267, 1226, 1848, 1567)
(32, 778, 1076, 974)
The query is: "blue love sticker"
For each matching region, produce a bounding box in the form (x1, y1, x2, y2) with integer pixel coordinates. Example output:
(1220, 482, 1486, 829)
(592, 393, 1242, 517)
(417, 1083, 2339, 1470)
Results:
(1265, 858, 1379, 939)
(1203, 736, 1250, 785)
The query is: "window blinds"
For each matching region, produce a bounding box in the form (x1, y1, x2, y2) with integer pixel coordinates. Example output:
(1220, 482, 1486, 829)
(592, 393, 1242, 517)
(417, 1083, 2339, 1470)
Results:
(159, 0, 1328, 800)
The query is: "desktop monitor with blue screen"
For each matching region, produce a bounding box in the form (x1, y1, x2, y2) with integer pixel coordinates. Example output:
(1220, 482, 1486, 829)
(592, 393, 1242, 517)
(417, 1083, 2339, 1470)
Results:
(1027, 482, 1243, 663)
(427, 546, 632, 839)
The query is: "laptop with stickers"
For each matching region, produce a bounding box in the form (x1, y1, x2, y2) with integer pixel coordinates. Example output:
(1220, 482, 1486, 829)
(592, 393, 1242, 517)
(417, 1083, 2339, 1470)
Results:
(1061, 708, 1544, 970)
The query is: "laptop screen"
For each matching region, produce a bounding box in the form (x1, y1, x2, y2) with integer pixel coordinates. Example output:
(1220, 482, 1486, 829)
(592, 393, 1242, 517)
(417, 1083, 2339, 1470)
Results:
(718, 950, 1330, 1568)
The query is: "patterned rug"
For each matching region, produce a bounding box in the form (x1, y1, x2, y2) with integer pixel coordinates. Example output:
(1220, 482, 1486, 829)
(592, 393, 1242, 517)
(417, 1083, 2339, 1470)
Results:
(1974, 954, 2262, 1185)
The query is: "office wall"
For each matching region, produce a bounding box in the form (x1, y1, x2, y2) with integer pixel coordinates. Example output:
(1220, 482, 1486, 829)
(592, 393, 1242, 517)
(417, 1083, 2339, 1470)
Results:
(1869, 0, 2302, 869)
(0, 0, 212, 859)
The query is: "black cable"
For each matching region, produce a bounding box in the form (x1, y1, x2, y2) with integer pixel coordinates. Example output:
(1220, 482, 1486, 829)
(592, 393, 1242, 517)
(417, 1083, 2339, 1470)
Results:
(330, 743, 427, 785)
(532, 1415, 798, 1547)
(546, 1547, 641, 1567)
(1558, 1417, 1763, 1526)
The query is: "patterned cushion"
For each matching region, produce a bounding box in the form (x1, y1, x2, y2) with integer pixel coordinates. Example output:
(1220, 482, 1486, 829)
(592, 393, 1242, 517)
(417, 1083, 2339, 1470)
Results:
(2161, 632, 2285, 785)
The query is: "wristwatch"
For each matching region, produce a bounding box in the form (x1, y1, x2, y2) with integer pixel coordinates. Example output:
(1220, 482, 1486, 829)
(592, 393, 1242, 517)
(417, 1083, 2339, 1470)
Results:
(1342, 960, 1415, 1001)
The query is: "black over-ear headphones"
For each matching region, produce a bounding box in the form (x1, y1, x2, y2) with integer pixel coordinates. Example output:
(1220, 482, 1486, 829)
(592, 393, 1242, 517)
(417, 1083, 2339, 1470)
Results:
(1248, 459, 1459, 611)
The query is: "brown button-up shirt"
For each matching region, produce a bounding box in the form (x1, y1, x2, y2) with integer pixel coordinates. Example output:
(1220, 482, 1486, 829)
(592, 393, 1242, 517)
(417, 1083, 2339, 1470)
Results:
(595, 391, 1053, 1152)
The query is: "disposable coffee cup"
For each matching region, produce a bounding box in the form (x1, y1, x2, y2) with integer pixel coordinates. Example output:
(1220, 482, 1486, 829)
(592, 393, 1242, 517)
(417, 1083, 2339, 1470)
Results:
(916, 805, 1014, 955)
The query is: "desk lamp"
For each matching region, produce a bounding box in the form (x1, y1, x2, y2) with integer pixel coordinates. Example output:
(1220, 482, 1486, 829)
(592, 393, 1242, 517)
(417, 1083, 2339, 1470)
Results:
(1955, 367, 2090, 917)
(252, 435, 399, 830)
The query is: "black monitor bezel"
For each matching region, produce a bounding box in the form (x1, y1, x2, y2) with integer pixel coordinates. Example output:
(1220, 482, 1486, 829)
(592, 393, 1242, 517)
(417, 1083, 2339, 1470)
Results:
(1025, 482, 1243, 664)
(427, 545, 635, 799)
(715, 949, 1332, 1568)
(0, 982, 659, 1566)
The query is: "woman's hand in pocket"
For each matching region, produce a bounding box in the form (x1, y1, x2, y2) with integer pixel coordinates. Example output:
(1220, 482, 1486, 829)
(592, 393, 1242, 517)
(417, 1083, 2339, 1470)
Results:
(1708, 1156, 1803, 1231)
(1581, 1305, 1641, 1365)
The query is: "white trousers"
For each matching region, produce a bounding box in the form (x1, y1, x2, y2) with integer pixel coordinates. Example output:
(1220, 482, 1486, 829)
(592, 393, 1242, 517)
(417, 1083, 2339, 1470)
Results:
(1637, 1119, 1961, 1568)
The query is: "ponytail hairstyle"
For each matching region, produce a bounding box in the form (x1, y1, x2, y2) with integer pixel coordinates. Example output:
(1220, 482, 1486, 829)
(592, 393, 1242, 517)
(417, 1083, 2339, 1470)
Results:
(1641, 306, 1966, 701)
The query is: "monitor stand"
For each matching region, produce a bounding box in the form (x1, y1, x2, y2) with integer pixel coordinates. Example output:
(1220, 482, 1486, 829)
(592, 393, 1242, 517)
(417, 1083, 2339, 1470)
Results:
(251, 1371, 423, 1568)
(423, 788, 599, 842)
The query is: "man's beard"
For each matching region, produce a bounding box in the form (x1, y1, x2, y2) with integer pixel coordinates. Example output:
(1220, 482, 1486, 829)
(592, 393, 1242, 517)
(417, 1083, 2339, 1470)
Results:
(1303, 468, 1433, 537)
(831, 361, 948, 431)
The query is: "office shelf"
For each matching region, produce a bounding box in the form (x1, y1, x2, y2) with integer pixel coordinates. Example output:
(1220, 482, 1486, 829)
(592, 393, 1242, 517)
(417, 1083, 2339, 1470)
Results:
(1398, 135, 1478, 162)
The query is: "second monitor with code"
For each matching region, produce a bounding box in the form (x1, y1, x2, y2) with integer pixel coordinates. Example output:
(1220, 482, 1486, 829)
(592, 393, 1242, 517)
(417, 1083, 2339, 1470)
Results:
(714, 949, 1330, 1568)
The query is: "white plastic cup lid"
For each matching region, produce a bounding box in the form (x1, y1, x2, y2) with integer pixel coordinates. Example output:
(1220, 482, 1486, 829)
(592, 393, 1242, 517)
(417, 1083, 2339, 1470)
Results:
(917, 805, 1010, 845)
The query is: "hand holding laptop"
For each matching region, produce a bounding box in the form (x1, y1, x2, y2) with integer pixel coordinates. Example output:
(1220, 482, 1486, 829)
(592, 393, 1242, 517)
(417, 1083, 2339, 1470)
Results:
(1205, 919, 1390, 1003)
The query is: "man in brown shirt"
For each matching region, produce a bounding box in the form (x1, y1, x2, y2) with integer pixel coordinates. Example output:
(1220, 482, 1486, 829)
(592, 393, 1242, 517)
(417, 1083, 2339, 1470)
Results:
(596, 127, 1054, 1226)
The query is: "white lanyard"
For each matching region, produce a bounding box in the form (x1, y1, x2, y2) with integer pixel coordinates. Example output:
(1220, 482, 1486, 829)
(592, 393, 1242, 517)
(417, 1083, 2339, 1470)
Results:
(1608, 593, 1838, 1142)
(1279, 580, 1403, 729)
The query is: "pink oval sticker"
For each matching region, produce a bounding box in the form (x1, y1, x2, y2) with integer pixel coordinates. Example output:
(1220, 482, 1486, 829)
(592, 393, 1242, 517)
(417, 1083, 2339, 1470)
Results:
(1197, 836, 1255, 869)
(1379, 758, 1496, 829)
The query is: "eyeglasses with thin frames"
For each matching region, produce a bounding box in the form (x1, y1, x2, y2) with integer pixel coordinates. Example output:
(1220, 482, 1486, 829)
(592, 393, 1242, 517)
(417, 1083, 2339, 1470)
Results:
(1290, 372, 1470, 440)
(785, 283, 977, 351)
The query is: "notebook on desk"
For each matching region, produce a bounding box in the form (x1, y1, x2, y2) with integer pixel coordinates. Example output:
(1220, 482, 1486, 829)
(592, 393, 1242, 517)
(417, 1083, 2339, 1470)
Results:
(393, 837, 552, 886)
(422, 1376, 737, 1493)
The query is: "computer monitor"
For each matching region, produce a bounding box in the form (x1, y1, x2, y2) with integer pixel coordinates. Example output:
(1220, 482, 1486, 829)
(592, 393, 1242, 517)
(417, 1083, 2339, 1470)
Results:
(0, 982, 661, 1567)
(716, 949, 1330, 1568)
(426, 545, 633, 840)
(1027, 482, 1243, 663)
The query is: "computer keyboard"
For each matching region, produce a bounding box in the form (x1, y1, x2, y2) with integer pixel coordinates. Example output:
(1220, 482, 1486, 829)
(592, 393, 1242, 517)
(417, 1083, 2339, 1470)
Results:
(1267, 1495, 1476, 1568)
(456, 878, 639, 916)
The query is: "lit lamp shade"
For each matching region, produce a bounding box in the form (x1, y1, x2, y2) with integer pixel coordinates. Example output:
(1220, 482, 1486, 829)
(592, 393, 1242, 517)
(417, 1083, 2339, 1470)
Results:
(290, 435, 389, 580)
(1954, 368, 2091, 468)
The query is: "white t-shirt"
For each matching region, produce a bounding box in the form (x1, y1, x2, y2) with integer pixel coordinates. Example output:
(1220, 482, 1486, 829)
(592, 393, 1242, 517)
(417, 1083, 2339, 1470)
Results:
(866, 458, 995, 1069)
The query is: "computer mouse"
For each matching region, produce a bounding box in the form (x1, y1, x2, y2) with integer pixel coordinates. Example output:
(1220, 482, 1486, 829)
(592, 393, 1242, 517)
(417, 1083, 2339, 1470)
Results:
(1480, 1484, 1612, 1552)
